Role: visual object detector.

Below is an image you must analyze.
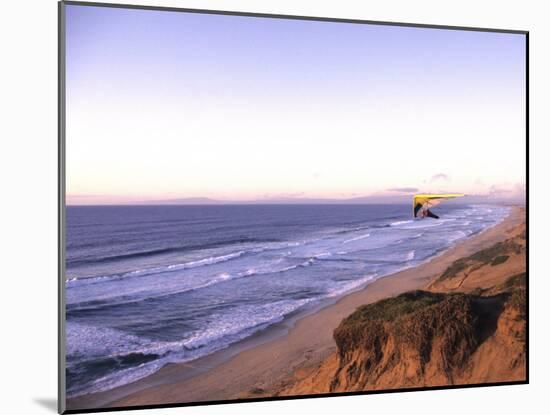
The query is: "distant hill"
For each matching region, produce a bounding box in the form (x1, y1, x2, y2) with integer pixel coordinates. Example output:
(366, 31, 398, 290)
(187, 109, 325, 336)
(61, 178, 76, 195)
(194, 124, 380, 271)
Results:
(137, 194, 524, 205)
(140, 197, 222, 205)
(67, 193, 525, 206)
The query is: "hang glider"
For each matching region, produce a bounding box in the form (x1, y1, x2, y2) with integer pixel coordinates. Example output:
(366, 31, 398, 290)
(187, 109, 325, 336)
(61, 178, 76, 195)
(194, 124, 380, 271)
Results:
(413, 193, 464, 219)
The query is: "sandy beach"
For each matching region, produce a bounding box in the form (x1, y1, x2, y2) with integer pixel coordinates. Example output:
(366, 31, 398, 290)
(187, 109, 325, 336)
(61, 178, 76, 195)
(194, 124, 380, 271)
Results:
(67, 206, 524, 411)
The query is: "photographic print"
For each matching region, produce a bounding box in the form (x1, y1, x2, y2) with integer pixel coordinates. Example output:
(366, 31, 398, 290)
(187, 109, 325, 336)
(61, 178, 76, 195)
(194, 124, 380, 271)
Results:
(60, 2, 527, 412)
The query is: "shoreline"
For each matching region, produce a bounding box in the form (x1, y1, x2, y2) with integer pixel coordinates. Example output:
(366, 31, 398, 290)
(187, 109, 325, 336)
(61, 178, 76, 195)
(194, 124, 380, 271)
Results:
(67, 206, 523, 410)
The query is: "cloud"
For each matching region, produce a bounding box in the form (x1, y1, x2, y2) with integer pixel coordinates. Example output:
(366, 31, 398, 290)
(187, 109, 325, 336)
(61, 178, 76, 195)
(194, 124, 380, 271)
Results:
(462, 183, 525, 202)
(430, 173, 450, 182)
(487, 183, 526, 198)
(387, 187, 419, 193)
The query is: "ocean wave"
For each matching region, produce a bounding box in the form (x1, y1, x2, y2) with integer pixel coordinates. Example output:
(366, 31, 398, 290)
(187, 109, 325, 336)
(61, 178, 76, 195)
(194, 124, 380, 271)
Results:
(390, 220, 413, 226)
(343, 233, 370, 244)
(447, 231, 467, 243)
(405, 250, 415, 261)
(67, 237, 277, 267)
(333, 224, 370, 235)
(67, 297, 314, 397)
(68, 254, 326, 312)
(67, 268, 255, 312)
(273, 258, 317, 274)
(66, 251, 247, 286)
(326, 274, 377, 298)
(399, 221, 445, 229)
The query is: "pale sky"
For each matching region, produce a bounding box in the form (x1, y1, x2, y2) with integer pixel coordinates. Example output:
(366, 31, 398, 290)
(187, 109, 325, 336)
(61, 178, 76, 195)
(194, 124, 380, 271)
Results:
(65, 5, 526, 205)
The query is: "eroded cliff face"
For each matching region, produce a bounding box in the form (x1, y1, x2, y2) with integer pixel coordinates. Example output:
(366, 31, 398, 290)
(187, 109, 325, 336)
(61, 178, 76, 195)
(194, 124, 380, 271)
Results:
(330, 289, 525, 391)
(279, 226, 526, 396)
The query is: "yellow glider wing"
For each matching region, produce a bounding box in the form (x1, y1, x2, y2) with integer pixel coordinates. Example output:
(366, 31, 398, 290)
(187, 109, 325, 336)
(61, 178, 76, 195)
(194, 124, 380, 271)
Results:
(413, 193, 464, 217)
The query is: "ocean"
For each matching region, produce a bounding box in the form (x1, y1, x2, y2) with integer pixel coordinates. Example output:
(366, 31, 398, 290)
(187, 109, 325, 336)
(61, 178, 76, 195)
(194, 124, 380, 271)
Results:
(65, 204, 509, 397)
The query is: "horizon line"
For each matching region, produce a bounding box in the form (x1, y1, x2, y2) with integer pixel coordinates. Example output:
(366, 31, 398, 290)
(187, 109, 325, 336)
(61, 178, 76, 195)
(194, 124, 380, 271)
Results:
(66, 201, 526, 207)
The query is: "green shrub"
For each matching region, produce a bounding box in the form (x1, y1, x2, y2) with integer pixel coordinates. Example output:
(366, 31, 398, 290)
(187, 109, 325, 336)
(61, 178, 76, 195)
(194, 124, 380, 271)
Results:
(491, 255, 509, 266)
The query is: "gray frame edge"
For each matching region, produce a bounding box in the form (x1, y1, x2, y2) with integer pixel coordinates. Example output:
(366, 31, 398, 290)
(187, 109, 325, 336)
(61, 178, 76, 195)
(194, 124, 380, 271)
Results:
(58, 1, 67, 413)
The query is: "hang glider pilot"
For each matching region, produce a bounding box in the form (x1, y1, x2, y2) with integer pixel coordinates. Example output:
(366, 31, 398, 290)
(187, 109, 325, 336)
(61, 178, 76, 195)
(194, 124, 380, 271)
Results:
(413, 194, 465, 220)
